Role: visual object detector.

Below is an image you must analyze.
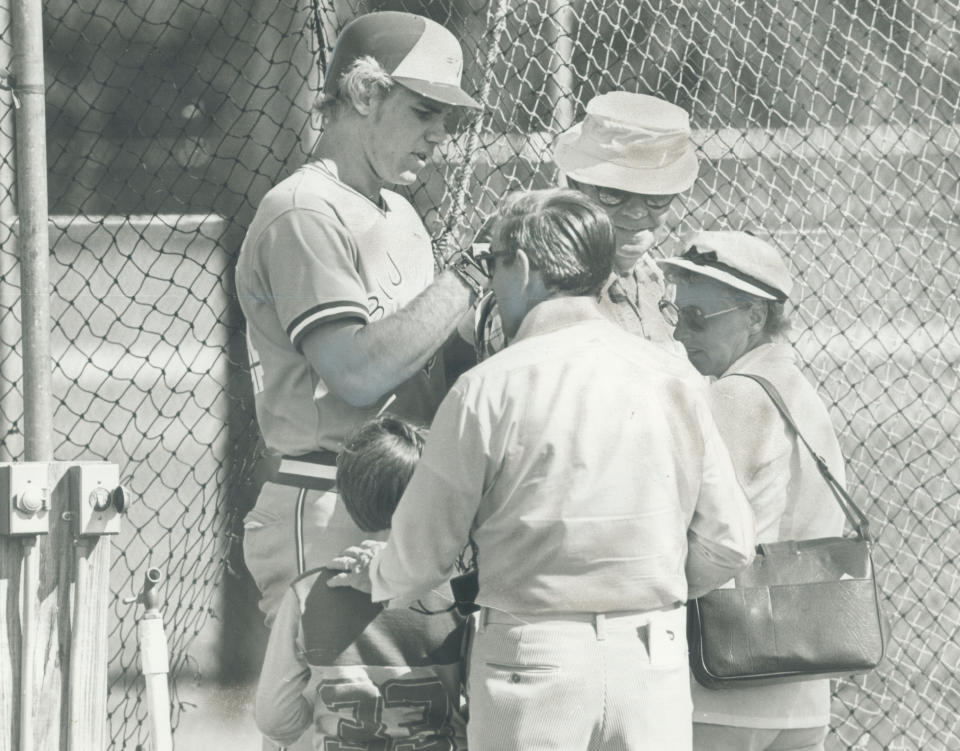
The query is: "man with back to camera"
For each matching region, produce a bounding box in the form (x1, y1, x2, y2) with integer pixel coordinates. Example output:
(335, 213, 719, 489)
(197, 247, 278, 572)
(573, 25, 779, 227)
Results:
(328, 188, 756, 751)
(235, 11, 485, 626)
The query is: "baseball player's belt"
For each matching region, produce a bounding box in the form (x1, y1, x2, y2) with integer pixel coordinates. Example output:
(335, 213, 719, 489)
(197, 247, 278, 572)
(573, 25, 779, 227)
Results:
(261, 450, 338, 492)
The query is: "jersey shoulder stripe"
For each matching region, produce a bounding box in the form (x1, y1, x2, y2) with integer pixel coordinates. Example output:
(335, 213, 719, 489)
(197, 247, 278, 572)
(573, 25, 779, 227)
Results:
(288, 300, 370, 348)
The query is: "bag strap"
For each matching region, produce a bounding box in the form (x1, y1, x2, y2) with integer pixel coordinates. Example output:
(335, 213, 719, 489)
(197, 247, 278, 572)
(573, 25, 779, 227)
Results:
(725, 372, 872, 540)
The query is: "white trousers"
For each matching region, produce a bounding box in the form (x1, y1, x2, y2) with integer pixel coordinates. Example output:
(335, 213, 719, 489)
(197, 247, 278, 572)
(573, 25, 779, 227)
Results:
(467, 607, 692, 751)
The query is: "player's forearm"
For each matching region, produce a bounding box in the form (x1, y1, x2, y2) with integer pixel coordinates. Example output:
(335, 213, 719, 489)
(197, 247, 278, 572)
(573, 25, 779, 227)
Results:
(303, 271, 473, 407)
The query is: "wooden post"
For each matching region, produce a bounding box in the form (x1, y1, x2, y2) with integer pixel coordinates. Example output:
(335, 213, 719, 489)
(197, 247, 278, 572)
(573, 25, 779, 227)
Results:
(1, 462, 117, 751)
(0, 520, 21, 749)
(66, 529, 112, 750)
(0, 462, 75, 751)
(32, 463, 72, 751)
(1, 2, 113, 750)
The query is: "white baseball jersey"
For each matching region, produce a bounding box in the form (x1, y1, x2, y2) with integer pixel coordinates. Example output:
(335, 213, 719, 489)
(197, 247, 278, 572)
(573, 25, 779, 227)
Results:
(235, 160, 446, 455)
(255, 568, 468, 749)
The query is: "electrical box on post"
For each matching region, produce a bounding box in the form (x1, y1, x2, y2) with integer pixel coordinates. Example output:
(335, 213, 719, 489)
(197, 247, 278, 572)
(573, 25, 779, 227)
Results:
(0, 462, 51, 535)
(69, 463, 129, 536)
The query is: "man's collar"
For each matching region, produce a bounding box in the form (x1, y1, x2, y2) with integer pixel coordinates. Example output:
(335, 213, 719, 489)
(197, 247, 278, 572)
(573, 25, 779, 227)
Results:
(512, 296, 606, 343)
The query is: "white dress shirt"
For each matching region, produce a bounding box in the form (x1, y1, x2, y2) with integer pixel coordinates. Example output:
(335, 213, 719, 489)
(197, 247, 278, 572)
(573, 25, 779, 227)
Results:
(370, 296, 755, 615)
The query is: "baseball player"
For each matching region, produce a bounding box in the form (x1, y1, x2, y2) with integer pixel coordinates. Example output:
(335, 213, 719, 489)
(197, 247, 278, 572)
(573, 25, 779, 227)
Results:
(236, 10, 483, 622)
(329, 188, 756, 751)
(235, 12, 483, 748)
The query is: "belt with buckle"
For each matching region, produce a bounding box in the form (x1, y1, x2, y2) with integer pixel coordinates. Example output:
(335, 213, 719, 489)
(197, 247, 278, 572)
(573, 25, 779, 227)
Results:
(263, 450, 338, 491)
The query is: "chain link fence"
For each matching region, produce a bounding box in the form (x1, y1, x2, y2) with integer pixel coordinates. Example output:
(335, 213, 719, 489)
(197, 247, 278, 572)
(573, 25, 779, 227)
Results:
(0, 0, 956, 748)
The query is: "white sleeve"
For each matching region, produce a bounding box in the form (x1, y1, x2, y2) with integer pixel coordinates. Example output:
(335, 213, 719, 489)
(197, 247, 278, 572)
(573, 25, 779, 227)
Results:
(370, 383, 487, 603)
(254, 589, 313, 745)
(685, 394, 757, 598)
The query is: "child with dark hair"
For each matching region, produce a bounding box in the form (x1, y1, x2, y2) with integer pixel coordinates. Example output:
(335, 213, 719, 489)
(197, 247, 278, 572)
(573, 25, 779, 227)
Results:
(254, 414, 467, 750)
(336, 414, 426, 532)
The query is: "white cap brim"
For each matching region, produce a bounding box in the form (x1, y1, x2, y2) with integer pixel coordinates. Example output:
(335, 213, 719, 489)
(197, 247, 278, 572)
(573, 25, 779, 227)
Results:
(656, 257, 780, 300)
(394, 77, 481, 109)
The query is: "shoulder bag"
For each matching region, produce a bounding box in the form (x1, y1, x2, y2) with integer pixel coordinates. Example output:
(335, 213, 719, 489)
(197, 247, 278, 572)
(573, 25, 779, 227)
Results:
(688, 373, 890, 689)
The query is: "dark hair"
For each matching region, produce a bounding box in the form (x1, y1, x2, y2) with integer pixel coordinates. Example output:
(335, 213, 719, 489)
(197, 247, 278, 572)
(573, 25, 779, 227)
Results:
(492, 188, 616, 296)
(336, 414, 425, 532)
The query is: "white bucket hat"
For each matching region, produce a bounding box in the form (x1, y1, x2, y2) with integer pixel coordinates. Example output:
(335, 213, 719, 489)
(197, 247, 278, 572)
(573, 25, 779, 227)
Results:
(552, 92, 699, 195)
(657, 231, 793, 301)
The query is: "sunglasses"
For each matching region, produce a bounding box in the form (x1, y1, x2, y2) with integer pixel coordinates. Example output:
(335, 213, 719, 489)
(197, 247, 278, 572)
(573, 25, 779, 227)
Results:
(658, 299, 749, 331)
(593, 185, 675, 211)
(567, 178, 675, 211)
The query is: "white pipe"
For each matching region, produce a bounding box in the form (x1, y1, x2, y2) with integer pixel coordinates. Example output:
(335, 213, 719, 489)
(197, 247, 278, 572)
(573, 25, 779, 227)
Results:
(139, 568, 172, 751)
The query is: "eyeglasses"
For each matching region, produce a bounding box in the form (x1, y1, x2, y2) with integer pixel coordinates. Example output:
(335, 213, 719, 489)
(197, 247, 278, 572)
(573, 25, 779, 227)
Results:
(593, 185, 675, 211)
(566, 178, 676, 211)
(473, 248, 513, 276)
(658, 299, 749, 330)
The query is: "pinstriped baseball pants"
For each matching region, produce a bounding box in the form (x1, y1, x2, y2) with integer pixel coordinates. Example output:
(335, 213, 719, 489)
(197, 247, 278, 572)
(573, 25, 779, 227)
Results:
(467, 607, 691, 751)
(242, 482, 388, 625)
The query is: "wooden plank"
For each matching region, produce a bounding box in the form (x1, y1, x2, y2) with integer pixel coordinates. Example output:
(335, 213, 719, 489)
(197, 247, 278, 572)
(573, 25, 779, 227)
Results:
(65, 532, 111, 750)
(35, 462, 72, 751)
(0, 461, 114, 750)
(0, 530, 22, 750)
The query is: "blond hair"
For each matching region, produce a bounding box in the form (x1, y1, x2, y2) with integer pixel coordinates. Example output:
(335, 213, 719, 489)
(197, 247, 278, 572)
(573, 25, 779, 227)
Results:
(314, 55, 394, 122)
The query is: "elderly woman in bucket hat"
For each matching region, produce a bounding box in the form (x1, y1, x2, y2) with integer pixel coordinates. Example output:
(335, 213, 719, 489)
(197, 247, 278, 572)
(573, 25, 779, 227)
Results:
(658, 231, 847, 751)
(553, 91, 699, 346)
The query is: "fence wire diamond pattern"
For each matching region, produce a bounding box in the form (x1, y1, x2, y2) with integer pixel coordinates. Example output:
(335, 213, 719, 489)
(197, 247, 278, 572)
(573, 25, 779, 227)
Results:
(0, 1, 956, 748)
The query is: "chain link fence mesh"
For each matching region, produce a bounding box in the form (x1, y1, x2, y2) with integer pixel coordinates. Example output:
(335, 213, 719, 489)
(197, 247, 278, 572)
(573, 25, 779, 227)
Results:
(0, 0, 956, 748)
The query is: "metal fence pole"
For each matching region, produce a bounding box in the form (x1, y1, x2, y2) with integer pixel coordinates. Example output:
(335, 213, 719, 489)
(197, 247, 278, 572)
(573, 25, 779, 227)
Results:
(11, 0, 52, 462)
(546, 0, 577, 133)
(0, 0, 14, 224)
(0, 3, 20, 746)
(9, 2, 52, 749)
(0, 0, 20, 461)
